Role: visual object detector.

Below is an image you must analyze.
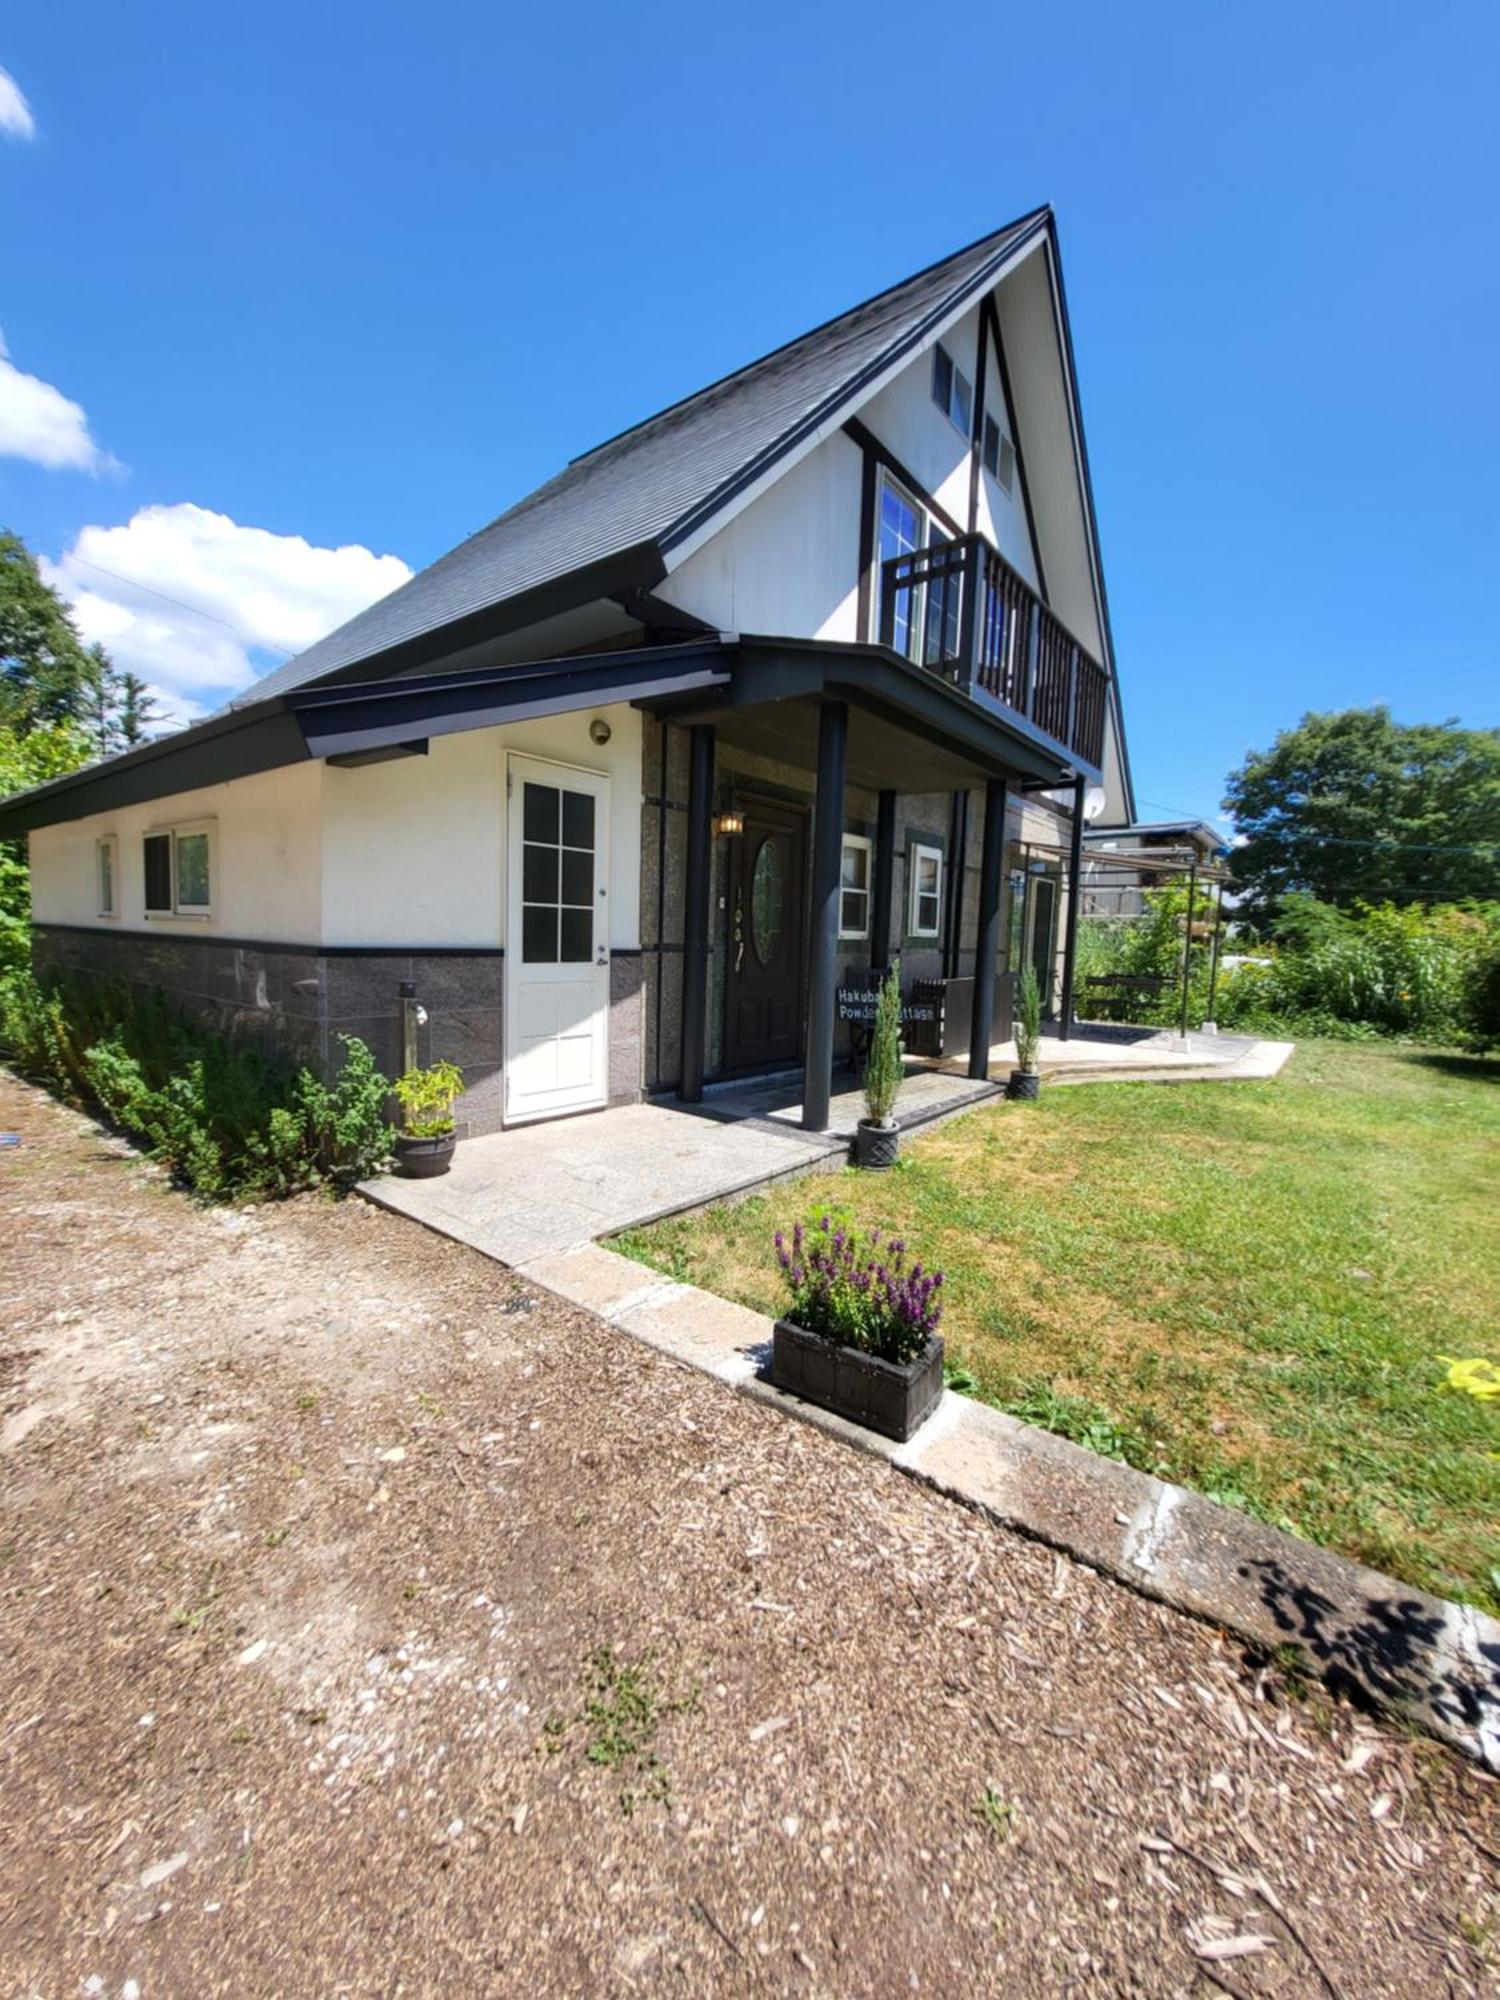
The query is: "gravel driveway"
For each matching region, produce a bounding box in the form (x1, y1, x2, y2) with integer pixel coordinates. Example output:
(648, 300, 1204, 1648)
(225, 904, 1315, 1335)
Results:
(1, 1072, 1496, 1997)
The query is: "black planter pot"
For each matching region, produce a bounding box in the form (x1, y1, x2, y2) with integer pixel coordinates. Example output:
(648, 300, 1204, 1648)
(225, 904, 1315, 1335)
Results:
(394, 1131, 457, 1179)
(772, 1317, 944, 1442)
(1007, 1068, 1041, 1101)
(853, 1117, 901, 1170)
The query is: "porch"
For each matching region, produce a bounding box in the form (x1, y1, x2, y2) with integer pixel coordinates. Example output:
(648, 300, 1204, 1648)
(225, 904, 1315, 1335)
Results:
(364, 1024, 1287, 1269)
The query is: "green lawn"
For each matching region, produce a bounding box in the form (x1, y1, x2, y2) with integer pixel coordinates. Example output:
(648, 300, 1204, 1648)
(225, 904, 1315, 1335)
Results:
(616, 1042, 1500, 1611)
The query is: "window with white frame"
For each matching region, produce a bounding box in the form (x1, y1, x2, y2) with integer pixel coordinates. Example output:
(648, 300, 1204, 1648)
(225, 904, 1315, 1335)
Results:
(982, 414, 1017, 493)
(876, 470, 925, 659)
(908, 842, 944, 939)
(839, 833, 872, 940)
(931, 343, 973, 437)
(96, 835, 118, 918)
(143, 821, 214, 919)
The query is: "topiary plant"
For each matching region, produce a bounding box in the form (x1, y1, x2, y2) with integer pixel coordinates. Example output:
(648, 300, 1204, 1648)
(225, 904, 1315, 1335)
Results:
(863, 959, 904, 1127)
(1014, 963, 1042, 1073)
(394, 1060, 465, 1138)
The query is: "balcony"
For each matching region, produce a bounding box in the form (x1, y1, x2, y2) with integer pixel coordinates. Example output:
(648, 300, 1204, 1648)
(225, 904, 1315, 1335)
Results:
(879, 535, 1109, 772)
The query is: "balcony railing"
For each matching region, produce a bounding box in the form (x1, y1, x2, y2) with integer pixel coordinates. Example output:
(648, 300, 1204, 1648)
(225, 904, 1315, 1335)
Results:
(878, 535, 1109, 771)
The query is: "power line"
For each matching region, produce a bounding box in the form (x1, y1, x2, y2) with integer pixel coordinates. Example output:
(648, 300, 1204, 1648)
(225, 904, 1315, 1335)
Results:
(66, 556, 295, 659)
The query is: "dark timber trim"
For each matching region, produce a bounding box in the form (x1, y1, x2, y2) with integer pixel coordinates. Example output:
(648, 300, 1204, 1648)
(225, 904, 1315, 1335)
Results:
(803, 701, 849, 1132)
(678, 724, 715, 1103)
(967, 304, 991, 537)
(30, 922, 505, 959)
(1057, 774, 1086, 1040)
(970, 778, 1007, 1078)
(855, 445, 879, 643)
(842, 418, 965, 540)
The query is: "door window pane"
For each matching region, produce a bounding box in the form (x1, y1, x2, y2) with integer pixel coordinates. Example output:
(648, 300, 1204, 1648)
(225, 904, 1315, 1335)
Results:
(523, 906, 559, 963)
(523, 782, 559, 842)
(560, 909, 592, 963)
(560, 848, 593, 906)
(523, 844, 559, 901)
(562, 789, 595, 850)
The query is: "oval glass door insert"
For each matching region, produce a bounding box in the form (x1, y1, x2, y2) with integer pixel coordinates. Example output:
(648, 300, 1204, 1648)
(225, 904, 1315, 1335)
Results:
(750, 837, 784, 965)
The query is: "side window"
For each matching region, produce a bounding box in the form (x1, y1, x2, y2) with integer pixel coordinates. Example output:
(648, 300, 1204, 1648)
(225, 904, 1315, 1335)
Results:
(96, 835, 118, 918)
(839, 835, 872, 940)
(931, 342, 973, 437)
(143, 823, 214, 918)
(909, 842, 944, 939)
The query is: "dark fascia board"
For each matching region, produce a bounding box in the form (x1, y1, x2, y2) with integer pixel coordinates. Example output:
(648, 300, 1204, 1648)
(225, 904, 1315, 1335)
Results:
(0, 704, 308, 837)
(252, 539, 669, 701)
(294, 640, 735, 759)
(1039, 216, 1136, 821)
(652, 636, 1093, 787)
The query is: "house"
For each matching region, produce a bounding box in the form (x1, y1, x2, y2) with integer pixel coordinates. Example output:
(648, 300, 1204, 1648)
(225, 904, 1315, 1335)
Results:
(0, 206, 1138, 1135)
(1080, 818, 1227, 919)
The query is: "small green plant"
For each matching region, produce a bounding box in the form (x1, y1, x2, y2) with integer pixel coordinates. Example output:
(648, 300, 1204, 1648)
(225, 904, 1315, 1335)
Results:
(1014, 963, 1042, 1072)
(394, 1059, 465, 1138)
(863, 958, 905, 1126)
(973, 1785, 1015, 1841)
(547, 1647, 697, 1816)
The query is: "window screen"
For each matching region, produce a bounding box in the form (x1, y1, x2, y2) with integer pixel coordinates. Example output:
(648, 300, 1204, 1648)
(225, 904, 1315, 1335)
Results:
(143, 833, 172, 913)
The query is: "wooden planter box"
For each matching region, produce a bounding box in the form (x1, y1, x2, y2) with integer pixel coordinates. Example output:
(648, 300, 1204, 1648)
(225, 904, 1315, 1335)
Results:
(772, 1317, 944, 1442)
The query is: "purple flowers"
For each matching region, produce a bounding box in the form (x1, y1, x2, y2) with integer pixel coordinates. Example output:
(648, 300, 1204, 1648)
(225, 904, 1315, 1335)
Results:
(774, 1215, 944, 1366)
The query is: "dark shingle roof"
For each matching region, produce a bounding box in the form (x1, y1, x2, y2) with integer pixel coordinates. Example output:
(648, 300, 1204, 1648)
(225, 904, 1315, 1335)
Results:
(243, 209, 1050, 706)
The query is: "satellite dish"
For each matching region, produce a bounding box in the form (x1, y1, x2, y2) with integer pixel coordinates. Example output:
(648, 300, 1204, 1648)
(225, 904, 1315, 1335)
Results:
(1082, 785, 1108, 823)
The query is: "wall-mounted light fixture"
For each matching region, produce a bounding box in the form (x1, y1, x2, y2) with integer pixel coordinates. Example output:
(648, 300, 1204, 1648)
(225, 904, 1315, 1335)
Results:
(588, 717, 612, 746)
(712, 811, 744, 838)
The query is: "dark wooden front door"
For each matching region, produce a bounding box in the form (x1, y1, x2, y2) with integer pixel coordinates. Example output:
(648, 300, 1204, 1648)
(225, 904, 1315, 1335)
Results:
(724, 801, 807, 1071)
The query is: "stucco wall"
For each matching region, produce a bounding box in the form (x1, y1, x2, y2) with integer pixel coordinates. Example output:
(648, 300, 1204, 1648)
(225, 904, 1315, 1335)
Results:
(27, 761, 325, 944)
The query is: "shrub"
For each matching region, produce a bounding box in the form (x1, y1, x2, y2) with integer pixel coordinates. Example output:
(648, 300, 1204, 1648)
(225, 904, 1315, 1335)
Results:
(1462, 947, 1500, 1052)
(862, 959, 904, 1126)
(0, 967, 392, 1199)
(773, 1214, 943, 1364)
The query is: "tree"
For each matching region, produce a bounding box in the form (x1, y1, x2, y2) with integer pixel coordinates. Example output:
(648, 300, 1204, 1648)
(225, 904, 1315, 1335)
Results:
(0, 529, 101, 734)
(1, 717, 94, 974)
(1224, 707, 1500, 921)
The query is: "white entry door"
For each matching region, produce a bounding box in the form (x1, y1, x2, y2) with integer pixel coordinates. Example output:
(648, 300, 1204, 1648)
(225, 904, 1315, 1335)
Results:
(504, 754, 611, 1124)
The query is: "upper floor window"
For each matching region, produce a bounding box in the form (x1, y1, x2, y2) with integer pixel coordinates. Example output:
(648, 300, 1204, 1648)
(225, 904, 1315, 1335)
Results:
(983, 413, 1017, 493)
(931, 343, 973, 437)
(839, 834, 872, 940)
(877, 472, 925, 658)
(144, 821, 214, 919)
(96, 836, 118, 918)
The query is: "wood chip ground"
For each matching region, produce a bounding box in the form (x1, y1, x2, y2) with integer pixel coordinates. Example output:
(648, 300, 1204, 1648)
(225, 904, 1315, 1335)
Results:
(1, 1074, 1496, 1996)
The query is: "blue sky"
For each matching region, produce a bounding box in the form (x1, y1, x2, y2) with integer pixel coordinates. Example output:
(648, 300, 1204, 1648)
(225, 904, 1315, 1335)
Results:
(2, 0, 1496, 827)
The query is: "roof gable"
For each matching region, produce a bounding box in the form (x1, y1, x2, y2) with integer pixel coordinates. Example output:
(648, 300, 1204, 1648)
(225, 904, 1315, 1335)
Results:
(244, 209, 1051, 705)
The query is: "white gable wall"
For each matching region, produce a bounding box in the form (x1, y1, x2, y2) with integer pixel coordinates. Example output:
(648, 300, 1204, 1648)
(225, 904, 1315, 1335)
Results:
(654, 431, 864, 640)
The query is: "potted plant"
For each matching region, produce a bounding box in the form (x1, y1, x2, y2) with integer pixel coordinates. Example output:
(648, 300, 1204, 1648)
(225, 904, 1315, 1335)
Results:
(392, 1059, 465, 1177)
(770, 1215, 945, 1441)
(1008, 964, 1043, 1100)
(855, 959, 904, 1169)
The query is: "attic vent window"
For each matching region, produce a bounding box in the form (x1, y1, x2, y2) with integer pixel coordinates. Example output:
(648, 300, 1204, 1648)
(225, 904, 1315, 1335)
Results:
(931, 344, 972, 438)
(983, 415, 1017, 493)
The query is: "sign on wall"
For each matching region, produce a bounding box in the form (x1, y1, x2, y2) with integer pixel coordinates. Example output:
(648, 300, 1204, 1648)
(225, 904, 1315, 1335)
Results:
(835, 982, 938, 1027)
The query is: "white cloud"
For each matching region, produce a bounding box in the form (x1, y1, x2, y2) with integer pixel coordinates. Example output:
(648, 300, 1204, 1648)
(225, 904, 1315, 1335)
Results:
(0, 66, 35, 140)
(43, 501, 413, 712)
(0, 330, 117, 472)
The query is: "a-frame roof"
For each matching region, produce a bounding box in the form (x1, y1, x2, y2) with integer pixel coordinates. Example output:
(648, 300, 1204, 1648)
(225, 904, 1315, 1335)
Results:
(245, 207, 1053, 704)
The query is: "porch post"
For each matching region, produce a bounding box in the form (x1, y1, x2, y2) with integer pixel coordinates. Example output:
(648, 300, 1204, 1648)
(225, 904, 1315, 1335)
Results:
(678, 723, 714, 1104)
(871, 788, 897, 970)
(1058, 773, 1086, 1041)
(969, 777, 1008, 1079)
(803, 699, 849, 1131)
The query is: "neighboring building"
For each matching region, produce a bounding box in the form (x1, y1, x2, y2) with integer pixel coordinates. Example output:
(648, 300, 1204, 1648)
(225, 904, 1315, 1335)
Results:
(1080, 819, 1227, 918)
(0, 206, 1138, 1135)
